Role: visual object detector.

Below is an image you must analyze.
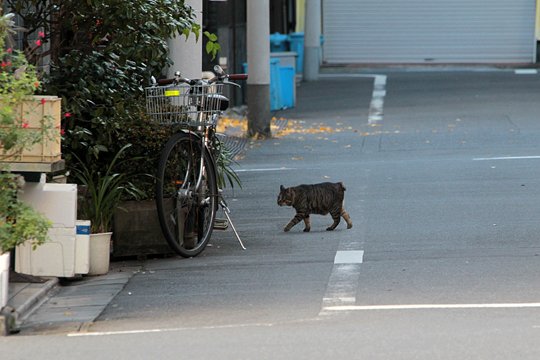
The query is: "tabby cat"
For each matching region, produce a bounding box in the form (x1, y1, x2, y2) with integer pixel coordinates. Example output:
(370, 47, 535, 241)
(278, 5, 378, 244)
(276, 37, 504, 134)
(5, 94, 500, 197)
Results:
(277, 182, 353, 232)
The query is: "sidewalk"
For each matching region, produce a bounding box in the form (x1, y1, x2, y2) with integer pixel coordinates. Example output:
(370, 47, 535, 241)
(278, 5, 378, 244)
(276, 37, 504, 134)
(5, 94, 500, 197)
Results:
(2, 262, 140, 335)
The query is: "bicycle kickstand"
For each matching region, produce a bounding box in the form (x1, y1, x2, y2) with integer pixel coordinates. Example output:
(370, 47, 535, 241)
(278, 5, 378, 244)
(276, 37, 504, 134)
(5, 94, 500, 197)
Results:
(219, 199, 246, 250)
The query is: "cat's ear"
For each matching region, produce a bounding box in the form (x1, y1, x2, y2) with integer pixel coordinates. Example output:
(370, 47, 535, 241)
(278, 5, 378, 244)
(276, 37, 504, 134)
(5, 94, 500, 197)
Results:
(280, 185, 285, 191)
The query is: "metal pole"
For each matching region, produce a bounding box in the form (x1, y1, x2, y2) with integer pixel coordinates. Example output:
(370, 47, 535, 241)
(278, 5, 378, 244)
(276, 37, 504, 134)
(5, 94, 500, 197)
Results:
(303, 0, 321, 81)
(247, 0, 272, 138)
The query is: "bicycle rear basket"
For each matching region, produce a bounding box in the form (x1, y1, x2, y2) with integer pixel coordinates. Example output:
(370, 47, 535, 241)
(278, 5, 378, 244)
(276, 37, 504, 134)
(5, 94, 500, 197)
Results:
(145, 83, 225, 126)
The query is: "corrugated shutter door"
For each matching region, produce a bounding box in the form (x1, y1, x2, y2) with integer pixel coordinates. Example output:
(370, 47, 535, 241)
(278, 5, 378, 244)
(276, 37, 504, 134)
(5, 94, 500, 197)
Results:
(322, 0, 536, 64)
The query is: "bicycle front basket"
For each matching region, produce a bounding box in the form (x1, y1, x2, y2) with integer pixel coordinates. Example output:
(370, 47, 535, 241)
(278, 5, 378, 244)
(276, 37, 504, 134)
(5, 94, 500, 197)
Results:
(145, 83, 225, 126)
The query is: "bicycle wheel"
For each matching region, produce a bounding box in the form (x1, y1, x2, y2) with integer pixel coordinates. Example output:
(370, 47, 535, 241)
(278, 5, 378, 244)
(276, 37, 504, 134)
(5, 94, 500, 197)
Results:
(156, 132, 218, 257)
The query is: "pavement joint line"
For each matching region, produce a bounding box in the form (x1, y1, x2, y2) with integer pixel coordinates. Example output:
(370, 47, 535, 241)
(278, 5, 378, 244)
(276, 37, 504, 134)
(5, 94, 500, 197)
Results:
(323, 303, 540, 312)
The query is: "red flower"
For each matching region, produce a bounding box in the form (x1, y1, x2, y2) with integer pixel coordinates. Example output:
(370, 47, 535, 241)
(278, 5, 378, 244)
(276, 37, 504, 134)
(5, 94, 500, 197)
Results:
(38, 31, 45, 38)
(22, 122, 29, 129)
(34, 81, 40, 89)
(36, 39, 42, 46)
(60, 127, 65, 136)
(40, 98, 46, 105)
(6, 48, 12, 54)
(64, 112, 72, 118)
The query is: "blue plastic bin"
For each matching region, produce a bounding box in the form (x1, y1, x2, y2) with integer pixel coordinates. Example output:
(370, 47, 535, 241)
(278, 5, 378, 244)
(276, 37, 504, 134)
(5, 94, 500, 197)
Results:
(288, 32, 304, 74)
(278, 66, 295, 109)
(269, 58, 282, 110)
(288, 32, 325, 74)
(243, 59, 287, 111)
(270, 32, 289, 52)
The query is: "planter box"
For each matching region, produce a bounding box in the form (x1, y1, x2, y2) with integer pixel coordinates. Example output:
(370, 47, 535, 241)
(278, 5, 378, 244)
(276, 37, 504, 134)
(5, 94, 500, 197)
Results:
(112, 200, 173, 258)
(0, 96, 62, 163)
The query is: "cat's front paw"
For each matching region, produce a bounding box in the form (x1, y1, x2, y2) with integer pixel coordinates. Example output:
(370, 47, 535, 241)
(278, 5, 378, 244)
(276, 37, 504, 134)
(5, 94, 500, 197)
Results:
(326, 227, 335, 231)
(303, 228, 310, 232)
(283, 227, 290, 232)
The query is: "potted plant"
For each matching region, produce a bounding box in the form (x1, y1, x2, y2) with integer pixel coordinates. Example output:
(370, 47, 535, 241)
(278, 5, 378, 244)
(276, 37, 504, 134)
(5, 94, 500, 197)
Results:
(0, 11, 52, 309)
(70, 144, 145, 274)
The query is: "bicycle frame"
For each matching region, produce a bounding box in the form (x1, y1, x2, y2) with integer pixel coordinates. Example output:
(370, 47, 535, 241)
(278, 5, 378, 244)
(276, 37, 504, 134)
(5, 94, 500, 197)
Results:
(146, 65, 247, 257)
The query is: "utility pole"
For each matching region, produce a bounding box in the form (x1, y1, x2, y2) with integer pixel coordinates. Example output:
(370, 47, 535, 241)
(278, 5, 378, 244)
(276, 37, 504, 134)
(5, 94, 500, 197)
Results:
(167, 0, 202, 79)
(247, 0, 271, 138)
(303, 0, 321, 81)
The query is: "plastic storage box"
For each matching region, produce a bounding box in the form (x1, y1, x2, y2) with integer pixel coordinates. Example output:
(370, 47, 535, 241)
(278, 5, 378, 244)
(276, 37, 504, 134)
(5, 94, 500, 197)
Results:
(15, 182, 82, 277)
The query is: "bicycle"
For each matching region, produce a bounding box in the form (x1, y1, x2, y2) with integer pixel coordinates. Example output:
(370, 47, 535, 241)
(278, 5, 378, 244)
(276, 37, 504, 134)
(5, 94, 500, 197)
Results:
(145, 65, 247, 257)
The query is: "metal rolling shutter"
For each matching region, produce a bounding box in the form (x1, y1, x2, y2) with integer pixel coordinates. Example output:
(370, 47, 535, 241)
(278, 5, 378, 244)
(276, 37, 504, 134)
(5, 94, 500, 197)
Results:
(322, 0, 536, 64)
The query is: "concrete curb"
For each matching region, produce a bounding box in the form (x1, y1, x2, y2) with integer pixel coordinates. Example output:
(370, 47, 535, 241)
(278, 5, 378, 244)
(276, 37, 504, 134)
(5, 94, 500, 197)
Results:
(1, 277, 58, 336)
(15, 278, 59, 320)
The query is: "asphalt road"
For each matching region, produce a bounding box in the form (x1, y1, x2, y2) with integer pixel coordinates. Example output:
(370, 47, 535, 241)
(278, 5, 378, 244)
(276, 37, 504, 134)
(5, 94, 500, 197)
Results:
(4, 70, 540, 359)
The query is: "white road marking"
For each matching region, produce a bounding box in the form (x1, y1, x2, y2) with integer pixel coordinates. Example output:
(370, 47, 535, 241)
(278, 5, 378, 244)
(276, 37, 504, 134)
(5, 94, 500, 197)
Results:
(515, 69, 538, 75)
(319, 73, 387, 125)
(323, 303, 540, 312)
(320, 264, 362, 316)
(368, 75, 387, 125)
(334, 250, 364, 264)
(473, 156, 540, 161)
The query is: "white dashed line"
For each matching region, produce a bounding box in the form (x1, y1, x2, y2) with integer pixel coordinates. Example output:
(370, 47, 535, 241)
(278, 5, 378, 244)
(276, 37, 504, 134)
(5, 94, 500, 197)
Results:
(515, 69, 538, 75)
(334, 250, 364, 264)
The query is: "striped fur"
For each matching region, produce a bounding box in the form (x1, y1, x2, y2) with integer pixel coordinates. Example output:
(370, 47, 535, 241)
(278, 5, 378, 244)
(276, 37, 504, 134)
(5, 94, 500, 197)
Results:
(277, 182, 353, 232)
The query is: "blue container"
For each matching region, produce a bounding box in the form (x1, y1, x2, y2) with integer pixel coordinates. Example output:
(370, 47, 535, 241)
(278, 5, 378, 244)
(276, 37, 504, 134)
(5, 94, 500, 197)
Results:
(288, 33, 325, 74)
(242, 59, 295, 111)
(288, 32, 304, 74)
(278, 66, 295, 109)
(270, 32, 289, 52)
(269, 59, 282, 110)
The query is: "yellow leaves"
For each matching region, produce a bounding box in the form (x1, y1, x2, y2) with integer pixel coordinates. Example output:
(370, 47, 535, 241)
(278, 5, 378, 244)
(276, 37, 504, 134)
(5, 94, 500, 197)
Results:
(216, 116, 247, 137)
(217, 115, 355, 138)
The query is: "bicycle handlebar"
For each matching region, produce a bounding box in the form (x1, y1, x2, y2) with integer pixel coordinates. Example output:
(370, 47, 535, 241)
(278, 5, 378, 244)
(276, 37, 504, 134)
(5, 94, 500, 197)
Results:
(155, 72, 247, 86)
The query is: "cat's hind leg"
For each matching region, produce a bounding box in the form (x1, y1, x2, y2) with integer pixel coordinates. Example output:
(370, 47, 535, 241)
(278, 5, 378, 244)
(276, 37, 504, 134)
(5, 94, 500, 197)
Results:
(342, 210, 353, 229)
(326, 212, 341, 231)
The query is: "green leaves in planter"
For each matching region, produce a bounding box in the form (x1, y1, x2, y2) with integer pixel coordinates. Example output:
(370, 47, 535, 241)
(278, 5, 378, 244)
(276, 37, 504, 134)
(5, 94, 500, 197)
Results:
(70, 144, 147, 233)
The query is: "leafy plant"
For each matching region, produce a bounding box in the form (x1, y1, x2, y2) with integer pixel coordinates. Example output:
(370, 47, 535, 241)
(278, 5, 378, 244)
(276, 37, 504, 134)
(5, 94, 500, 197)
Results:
(0, 173, 51, 253)
(71, 144, 146, 233)
(0, 13, 52, 158)
(204, 31, 221, 61)
(213, 138, 242, 189)
(0, 11, 51, 253)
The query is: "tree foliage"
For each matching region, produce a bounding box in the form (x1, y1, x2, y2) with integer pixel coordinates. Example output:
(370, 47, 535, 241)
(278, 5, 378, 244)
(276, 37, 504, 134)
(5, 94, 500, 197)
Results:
(7, 0, 200, 175)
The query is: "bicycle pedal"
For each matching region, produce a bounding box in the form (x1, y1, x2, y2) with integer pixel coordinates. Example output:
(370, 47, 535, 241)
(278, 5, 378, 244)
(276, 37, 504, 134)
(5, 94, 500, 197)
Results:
(214, 218, 229, 230)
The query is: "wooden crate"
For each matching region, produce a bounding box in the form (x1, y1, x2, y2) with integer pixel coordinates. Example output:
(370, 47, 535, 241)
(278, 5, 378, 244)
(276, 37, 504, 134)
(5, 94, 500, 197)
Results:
(0, 96, 62, 163)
